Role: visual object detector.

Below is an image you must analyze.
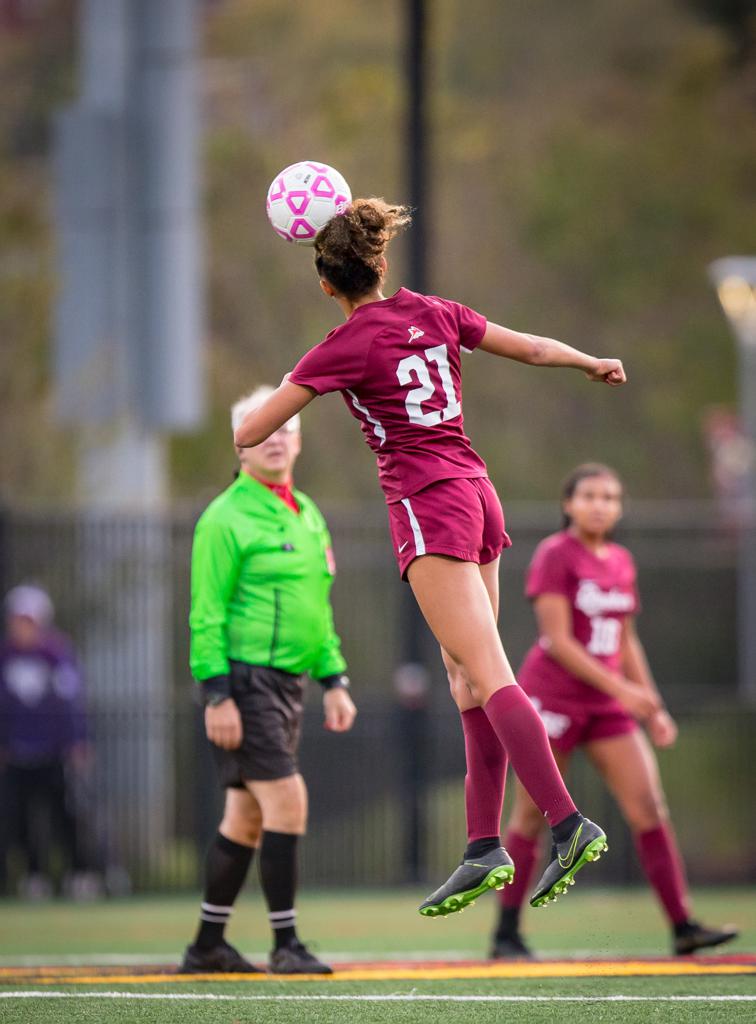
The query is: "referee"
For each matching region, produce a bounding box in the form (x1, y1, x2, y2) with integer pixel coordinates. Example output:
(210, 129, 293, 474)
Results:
(181, 386, 356, 975)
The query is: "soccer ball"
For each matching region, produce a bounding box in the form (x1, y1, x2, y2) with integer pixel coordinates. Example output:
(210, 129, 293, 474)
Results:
(266, 161, 352, 245)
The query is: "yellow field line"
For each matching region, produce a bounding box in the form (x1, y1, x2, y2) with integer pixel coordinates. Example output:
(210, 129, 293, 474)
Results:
(1, 961, 754, 984)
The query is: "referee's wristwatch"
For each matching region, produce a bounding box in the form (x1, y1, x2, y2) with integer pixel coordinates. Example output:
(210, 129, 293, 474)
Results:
(200, 675, 232, 706)
(318, 673, 351, 691)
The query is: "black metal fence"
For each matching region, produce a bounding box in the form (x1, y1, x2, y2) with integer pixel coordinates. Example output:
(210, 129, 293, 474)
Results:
(1, 500, 753, 892)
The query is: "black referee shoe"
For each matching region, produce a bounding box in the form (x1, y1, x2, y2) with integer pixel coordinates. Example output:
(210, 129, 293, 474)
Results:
(490, 932, 534, 960)
(530, 816, 607, 908)
(179, 940, 263, 974)
(269, 938, 333, 975)
(418, 846, 515, 918)
(673, 920, 739, 955)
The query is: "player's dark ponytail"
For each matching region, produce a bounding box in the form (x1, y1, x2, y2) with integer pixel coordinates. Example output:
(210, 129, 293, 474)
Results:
(314, 198, 411, 299)
(561, 463, 622, 528)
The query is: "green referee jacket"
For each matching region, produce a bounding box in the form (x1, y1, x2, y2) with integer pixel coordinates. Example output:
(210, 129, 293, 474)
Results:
(189, 471, 347, 685)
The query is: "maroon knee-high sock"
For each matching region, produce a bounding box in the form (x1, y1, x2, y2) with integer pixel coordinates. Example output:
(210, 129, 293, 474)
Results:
(499, 829, 541, 910)
(483, 686, 577, 828)
(461, 707, 508, 842)
(634, 822, 690, 926)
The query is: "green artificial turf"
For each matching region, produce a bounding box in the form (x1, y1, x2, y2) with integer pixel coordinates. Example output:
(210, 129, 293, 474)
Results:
(0, 886, 752, 960)
(2, 978, 755, 1024)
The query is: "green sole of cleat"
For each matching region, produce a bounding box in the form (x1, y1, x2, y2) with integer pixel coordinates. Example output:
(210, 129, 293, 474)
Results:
(530, 836, 609, 909)
(419, 864, 514, 918)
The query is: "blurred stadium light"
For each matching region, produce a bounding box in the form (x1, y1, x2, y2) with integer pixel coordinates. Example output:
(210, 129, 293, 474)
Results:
(709, 257, 756, 705)
(53, 0, 204, 507)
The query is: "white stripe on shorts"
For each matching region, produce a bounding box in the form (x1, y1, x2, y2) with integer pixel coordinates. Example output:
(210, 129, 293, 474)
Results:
(401, 498, 426, 556)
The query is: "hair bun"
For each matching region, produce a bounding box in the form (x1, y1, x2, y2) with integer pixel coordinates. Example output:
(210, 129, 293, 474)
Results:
(314, 197, 411, 298)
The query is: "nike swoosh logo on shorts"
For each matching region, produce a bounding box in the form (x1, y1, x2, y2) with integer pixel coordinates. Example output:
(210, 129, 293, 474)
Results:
(398, 541, 409, 553)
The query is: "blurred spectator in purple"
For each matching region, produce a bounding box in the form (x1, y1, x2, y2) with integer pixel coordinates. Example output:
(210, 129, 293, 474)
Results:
(0, 584, 98, 899)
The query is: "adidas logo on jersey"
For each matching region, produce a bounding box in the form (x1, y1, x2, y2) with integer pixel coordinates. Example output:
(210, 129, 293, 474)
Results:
(408, 325, 425, 343)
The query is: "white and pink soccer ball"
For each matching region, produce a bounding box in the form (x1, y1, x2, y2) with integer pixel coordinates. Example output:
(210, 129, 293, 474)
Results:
(266, 161, 352, 245)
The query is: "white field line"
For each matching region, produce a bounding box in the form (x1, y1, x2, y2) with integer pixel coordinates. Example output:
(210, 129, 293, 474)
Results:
(0, 992, 755, 1003)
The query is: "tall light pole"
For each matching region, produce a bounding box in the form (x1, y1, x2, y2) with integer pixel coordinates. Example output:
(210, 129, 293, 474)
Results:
(709, 257, 756, 704)
(52, 0, 204, 877)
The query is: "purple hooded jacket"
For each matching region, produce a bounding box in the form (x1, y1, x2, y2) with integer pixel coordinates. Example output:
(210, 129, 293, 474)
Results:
(0, 631, 87, 766)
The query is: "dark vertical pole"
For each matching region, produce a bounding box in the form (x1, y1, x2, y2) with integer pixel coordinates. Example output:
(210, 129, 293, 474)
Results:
(395, 0, 430, 884)
(403, 0, 429, 669)
(407, 0, 428, 298)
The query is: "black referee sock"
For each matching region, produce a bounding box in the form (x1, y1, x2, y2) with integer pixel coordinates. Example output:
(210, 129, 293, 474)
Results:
(194, 832, 254, 950)
(259, 830, 299, 950)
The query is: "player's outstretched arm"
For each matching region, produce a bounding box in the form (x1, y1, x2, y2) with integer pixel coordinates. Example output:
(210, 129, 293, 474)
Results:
(234, 379, 316, 448)
(479, 321, 626, 386)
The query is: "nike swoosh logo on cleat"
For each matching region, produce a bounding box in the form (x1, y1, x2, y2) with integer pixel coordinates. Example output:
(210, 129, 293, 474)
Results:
(557, 823, 583, 869)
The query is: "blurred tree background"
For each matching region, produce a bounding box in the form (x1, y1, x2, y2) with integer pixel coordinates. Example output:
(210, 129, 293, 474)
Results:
(0, 0, 754, 506)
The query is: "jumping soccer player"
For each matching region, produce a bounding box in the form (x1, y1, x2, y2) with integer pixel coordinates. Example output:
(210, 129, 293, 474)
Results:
(235, 199, 624, 916)
(491, 463, 739, 957)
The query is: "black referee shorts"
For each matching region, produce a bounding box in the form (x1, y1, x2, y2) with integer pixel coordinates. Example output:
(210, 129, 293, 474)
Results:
(212, 661, 306, 787)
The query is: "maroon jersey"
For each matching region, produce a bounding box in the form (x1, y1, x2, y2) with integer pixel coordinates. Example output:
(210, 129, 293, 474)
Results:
(288, 288, 488, 503)
(518, 531, 640, 707)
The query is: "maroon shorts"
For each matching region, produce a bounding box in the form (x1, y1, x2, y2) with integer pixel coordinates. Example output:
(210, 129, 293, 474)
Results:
(387, 476, 512, 579)
(526, 691, 638, 755)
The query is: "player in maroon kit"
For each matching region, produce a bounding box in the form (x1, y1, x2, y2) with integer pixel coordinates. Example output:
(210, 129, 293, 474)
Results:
(235, 199, 624, 917)
(491, 463, 739, 957)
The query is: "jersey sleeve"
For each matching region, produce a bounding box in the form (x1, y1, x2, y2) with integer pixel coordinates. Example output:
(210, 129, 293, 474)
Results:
(310, 600, 348, 680)
(526, 540, 571, 600)
(307, 517, 348, 680)
(189, 513, 242, 682)
(442, 299, 488, 353)
(288, 330, 369, 395)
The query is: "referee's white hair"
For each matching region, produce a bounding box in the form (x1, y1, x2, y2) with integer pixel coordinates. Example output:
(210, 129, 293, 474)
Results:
(231, 385, 301, 435)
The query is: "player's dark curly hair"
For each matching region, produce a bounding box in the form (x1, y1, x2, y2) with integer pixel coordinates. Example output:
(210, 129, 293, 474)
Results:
(314, 198, 411, 299)
(561, 463, 623, 528)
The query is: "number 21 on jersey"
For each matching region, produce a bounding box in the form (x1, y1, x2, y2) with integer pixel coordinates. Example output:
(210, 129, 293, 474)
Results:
(396, 344, 461, 426)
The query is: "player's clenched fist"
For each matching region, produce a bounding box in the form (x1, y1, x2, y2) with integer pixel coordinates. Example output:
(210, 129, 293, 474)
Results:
(586, 358, 626, 386)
